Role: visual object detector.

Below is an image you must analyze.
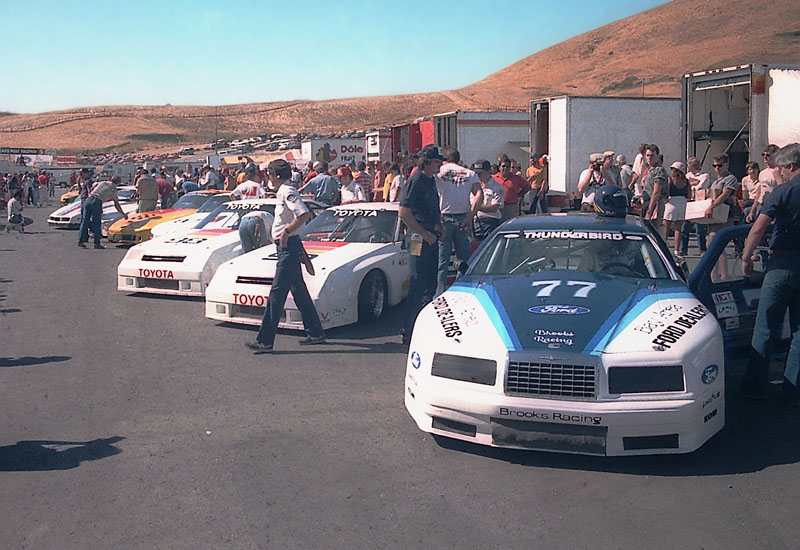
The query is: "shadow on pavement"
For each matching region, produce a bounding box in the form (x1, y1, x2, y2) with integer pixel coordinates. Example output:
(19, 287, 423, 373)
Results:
(0, 437, 125, 471)
(0, 356, 71, 368)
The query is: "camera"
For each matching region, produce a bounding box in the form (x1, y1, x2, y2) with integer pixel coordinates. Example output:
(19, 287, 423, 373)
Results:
(592, 163, 604, 171)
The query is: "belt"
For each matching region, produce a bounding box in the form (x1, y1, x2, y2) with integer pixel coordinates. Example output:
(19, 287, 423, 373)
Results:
(770, 249, 800, 256)
(441, 213, 467, 222)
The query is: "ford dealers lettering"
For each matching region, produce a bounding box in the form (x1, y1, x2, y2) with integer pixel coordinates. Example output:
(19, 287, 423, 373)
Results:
(139, 268, 174, 279)
(432, 296, 462, 338)
(651, 304, 710, 348)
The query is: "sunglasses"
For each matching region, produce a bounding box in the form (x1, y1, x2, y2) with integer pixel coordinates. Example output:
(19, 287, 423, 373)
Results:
(712, 164, 723, 167)
(763, 153, 771, 157)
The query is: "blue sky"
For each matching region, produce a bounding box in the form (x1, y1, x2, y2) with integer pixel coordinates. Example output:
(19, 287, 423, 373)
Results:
(0, 0, 668, 113)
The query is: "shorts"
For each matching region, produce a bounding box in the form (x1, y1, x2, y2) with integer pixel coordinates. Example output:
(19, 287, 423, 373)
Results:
(664, 196, 687, 221)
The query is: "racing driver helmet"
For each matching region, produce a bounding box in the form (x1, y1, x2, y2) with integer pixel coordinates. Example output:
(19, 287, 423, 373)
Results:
(593, 185, 628, 218)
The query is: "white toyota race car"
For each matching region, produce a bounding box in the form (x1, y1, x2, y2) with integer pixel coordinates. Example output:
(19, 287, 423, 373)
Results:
(405, 214, 725, 456)
(117, 199, 282, 297)
(205, 202, 410, 330)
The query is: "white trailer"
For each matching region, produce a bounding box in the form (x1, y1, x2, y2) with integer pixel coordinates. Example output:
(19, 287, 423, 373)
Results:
(530, 96, 681, 195)
(432, 111, 530, 166)
(682, 64, 800, 177)
(366, 130, 392, 165)
(301, 137, 367, 167)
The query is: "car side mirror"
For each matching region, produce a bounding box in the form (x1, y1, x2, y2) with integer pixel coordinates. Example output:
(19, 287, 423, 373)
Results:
(454, 259, 469, 277)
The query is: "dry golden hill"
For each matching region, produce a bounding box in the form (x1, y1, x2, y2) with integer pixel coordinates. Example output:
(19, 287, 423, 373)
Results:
(1, 0, 799, 153)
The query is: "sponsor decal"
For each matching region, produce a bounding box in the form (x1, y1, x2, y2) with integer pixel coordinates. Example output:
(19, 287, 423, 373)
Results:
(528, 305, 590, 315)
(712, 291, 734, 304)
(702, 390, 721, 409)
(523, 230, 624, 240)
(532, 329, 574, 346)
(715, 302, 738, 319)
(632, 304, 684, 335)
(725, 317, 740, 330)
(227, 202, 269, 210)
(286, 194, 297, 202)
(232, 293, 269, 307)
(432, 296, 463, 338)
(138, 268, 174, 279)
(332, 209, 377, 217)
(651, 304, 709, 348)
(702, 364, 719, 385)
(410, 351, 421, 369)
(499, 408, 602, 425)
(704, 408, 718, 423)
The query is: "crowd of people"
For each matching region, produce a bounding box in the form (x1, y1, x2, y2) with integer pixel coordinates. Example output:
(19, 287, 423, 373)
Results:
(1, 170, 56, 210)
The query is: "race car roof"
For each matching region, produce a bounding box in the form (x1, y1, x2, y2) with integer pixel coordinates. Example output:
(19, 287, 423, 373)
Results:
(499, 214, 651, 235)
(329, 201, 400, 212)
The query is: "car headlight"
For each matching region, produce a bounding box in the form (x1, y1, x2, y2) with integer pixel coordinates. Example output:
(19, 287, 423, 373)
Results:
(607, 366, 684, 394)
(431, 353, 497, 385)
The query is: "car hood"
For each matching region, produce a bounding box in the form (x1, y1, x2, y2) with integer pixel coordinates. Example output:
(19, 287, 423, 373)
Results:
(135, 228, 236, 255)
(225, 241, 392, 276)
(111, 208, 196, 234)
(50, 202, 82, 217)
(446, 273, 701, 354)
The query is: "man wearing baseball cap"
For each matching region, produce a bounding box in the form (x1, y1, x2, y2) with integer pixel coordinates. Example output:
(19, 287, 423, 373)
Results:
(398, 144, 444, 345)
(337, 166, 367, 204)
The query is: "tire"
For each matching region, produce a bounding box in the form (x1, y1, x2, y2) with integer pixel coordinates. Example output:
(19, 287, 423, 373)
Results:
(358, 270, 387, 322)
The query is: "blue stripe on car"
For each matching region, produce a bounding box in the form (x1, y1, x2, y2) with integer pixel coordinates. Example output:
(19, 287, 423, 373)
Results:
(449, 283, 521, 350)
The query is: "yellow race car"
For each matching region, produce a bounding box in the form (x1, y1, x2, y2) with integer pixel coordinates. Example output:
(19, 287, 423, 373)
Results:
(107, 190, 227, 244)
(60, 184, 80, 206)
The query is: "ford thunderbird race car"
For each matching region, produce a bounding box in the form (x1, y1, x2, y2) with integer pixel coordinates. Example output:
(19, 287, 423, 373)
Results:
(107, 190, 226, 244)
(405, 214, 725, 456)
(117, 198, 323, 297)
(205, 202, 410, 330)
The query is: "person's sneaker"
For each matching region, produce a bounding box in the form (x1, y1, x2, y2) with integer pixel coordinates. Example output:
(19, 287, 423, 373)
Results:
(299, 335, 326, 345)
(245, 341, 273, 352)
(94, 243, 106, 249)
(77, 242, 87, 248)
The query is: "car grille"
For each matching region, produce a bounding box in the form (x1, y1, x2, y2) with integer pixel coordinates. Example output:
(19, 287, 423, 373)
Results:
(233, 305, 266, 319)
(142, 278, 179, 290)
(506, 361, 597, 400)
(236, 276, 273, 285)
(142, 255, 186, 262)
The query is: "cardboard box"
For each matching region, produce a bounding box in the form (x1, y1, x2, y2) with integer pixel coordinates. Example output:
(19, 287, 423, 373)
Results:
(685, 199, 729, 224)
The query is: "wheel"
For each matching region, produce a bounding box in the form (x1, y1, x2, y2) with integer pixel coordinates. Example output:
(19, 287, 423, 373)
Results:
(358, 270, 387, 322)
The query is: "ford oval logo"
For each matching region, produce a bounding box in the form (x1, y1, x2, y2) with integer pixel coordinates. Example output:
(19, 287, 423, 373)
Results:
(410, 351, 421, 369)
(528, 305, 591, 315)
(702, 364, 719, 384)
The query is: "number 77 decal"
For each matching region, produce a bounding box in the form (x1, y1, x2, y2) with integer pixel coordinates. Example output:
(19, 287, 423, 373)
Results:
(531, 280, 597, 298)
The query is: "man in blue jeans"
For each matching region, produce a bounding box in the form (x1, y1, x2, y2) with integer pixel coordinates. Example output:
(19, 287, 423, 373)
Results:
(78, 176, 128, 249)
(399, 145, 444, 345)
(246, 159, 325, 352)
(435, 147, 482, 296)
(739, 143, 800, 406)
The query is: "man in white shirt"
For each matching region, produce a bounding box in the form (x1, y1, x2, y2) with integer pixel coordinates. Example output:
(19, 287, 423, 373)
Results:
(230, 163, 266, 200)
(336, 166, 367, 204)
(436, 147, 483, 296)
(577, 153, 607, 212)
(246, 159, 325, 352)
(680, 157, 710, 255)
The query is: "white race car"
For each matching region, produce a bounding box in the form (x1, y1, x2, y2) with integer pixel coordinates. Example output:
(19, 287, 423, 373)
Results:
(405, 214, 725, 456)
(148, 192, 233, 240)
(48, 186, 138, 229)
(205, 202, 410, 330)
(117, 199, 280, 296)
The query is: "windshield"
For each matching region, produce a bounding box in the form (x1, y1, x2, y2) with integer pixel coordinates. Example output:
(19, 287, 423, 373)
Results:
(197, 203, 275, 231)
(173, 192, 215, 210)
(117, 187, 136, 201)
(300, 209, 398, 243)
(469, 230, 671, 279)
(197, 194, 231, 213)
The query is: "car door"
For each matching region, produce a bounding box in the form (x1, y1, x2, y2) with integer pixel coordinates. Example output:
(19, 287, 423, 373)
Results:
(688, 224, 786, 357)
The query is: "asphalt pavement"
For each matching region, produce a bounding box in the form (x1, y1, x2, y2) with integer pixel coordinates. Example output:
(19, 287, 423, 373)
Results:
(2, 194, 800, 549)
